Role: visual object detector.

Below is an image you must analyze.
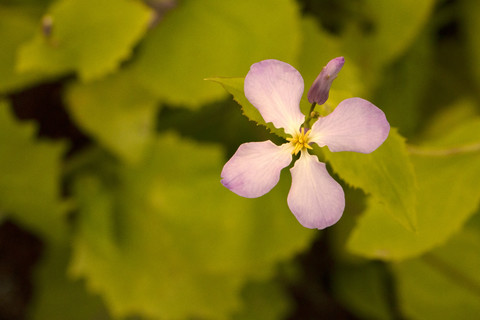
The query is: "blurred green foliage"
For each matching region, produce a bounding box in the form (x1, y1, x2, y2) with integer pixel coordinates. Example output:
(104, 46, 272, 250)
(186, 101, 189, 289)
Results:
(0, 0, 479, 319)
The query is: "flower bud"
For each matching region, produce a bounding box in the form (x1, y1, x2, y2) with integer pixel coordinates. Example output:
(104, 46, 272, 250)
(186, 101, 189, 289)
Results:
(307, 57, 345, 105)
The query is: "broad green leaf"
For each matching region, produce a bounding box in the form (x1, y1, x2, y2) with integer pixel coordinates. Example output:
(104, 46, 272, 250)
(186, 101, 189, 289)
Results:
(133, 0, 301, 107)
(17, 0, 151, 81)
(393, 213, 480, 319)
(332, 263, 393, 320)
(29, 246, 109, 320)
(69, 134, 315, 319)
(0, 5, 42, 93)
(348, 118, 480, 261)
(324, 129, 417, 231)
(65, 71, 159, 163)
(0, 101, 67, 244)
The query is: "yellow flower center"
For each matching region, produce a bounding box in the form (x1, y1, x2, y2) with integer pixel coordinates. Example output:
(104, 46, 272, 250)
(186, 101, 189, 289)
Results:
(286, 127, 313, 155)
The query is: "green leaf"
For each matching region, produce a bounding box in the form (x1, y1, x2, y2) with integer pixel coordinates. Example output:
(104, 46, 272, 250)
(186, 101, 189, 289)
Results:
(324, 129, 417, 231)
(393, 213, 480, 319)
(17, 0, 151, 81)
(65, 71, 159, 163)
(0, 100, 67, 244)
(347, 118, 480, 261)
(69, 133, 315, 319)
(0, 5, 43, 93)
(207, 77, 287, 138)
(133, 0, 301, 107)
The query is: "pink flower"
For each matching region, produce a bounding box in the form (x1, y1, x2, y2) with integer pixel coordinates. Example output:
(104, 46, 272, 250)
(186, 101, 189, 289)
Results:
(221, 59, 390, 229)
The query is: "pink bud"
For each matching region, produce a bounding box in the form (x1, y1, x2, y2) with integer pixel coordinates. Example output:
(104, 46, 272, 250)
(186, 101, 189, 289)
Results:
(307, 57, 345, 105)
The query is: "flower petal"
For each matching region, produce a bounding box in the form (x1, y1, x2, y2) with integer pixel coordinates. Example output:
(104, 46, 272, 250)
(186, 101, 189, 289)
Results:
(287, 152, 345, 229)
(244, 59, 305, 135)
(310, 98, 390, 153)
(307, 57, 345, 105)
(221, 141, 293, 198)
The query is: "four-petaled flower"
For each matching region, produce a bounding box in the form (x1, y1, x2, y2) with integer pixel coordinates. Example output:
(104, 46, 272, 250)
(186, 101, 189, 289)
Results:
(221, 58, 390, 229)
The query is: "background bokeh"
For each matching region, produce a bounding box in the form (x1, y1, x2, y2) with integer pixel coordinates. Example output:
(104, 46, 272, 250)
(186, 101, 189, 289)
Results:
(1, 0, 480, 319)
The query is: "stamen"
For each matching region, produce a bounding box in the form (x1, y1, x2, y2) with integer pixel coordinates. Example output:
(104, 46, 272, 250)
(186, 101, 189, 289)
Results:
(288, 127, 313, 155)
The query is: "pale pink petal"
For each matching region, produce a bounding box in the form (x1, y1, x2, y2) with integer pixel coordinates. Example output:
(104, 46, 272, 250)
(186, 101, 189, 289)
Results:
(244, 60, 305, 135)
(287, 152, 345, 229)
(309, 98, 390, 153)
(221, 141, 293, 198)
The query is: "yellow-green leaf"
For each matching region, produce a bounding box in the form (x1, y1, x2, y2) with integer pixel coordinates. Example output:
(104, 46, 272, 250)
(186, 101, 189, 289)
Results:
(0, 5, 42, 93)
(133, 0, 301, 107)
(69, 133, 314, 319)
(325, 129, 417, 231)
(393, 213, 480, 319)
(17, 0, 151, 81)
(65, 71, 159, 163)
(0, 101, 67, 244)
(348, 118, 480, 260)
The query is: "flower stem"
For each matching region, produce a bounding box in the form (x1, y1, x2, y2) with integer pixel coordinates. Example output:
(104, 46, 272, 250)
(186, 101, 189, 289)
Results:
(303, 102, 317, 129)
